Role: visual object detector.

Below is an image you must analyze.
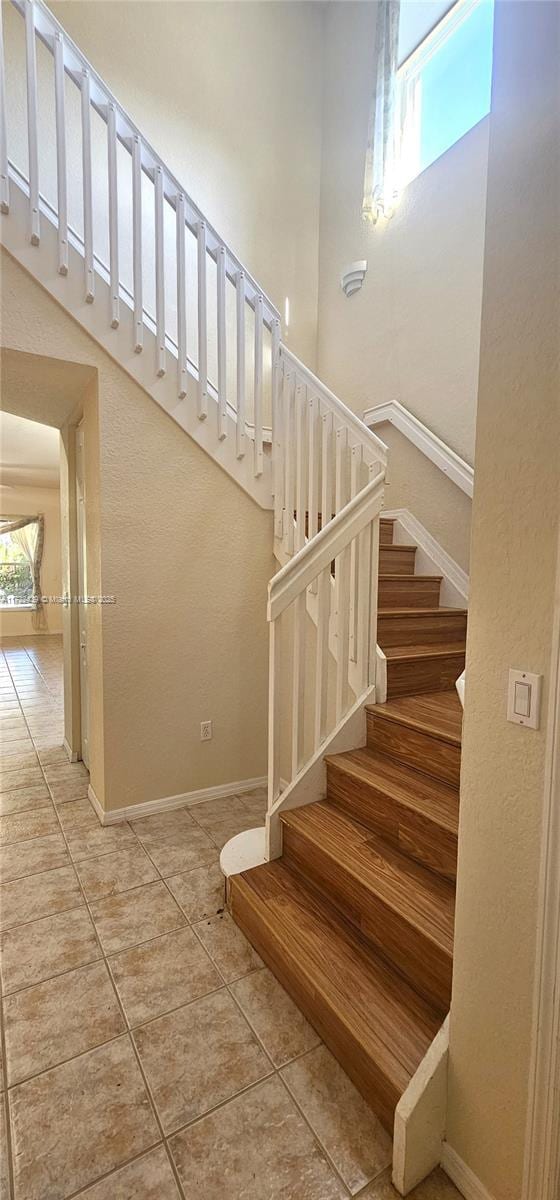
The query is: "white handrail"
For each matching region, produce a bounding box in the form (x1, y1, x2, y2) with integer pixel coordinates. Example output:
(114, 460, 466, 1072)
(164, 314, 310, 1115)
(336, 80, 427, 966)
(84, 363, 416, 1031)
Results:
(282, 347, 388, 466)
(363, 399, 474, 497)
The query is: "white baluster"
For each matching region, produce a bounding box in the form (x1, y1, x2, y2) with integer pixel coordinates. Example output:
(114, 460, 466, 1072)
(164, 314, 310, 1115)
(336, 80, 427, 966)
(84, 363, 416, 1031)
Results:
(295, 383, 307, 551)
(216, 246, 227, 440)
(307, 394, 320, 541)
(107, 102, 119, 328)
(132, 135, 143, 352)
(24, 0, 39, 244)
(253, 294, 264, 477)
(266, 613, 282, 860)
(291, 592, 306, 778)
(321, 408, 334, 534)
(80, 69, 94, 302)
(335, 424, 350, 719)
(368, 515, 380, 688)
(284, 371, 295, 555)
(272, 327, 283, 540)
(175, 193, 187, 399)
(356, 515, 373, 692)
(236, 271, 246, 458)
(314, 566, 331, 750)
(0, 0, 9, 213)
(154, 165, 165, 376)
(349, 442, 363, 663)
(197, 221, 208, 420)
(53, 32, 67, 274)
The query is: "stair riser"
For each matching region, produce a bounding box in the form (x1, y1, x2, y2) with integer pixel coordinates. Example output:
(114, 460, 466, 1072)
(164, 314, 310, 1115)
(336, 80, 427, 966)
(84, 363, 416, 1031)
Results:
(327, 762, 457, 882)
(377, 612, 467, 648)
(379, 547, 417, 575)
(378, 577, 441, 609)
(282, 824, 452, 1012)
(387, 652, 465, 699)
(379, 520, 394, 546)
(229, 875, 399, 1131)
(367, 712, 461, 787)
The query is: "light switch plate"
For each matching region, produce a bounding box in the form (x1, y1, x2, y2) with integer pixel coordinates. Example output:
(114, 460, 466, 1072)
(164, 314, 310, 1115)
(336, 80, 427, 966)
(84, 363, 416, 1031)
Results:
(507, 669, 542, 729)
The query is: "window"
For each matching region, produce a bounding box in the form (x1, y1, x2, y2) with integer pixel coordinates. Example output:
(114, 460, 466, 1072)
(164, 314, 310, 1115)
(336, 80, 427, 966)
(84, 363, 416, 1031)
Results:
(0, 520, 39, 608)
(397, 0, 494, 190)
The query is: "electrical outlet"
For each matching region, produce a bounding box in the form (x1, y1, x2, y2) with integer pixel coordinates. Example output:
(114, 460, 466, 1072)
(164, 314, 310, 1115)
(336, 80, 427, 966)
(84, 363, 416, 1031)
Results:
(200, 720, 213, 742)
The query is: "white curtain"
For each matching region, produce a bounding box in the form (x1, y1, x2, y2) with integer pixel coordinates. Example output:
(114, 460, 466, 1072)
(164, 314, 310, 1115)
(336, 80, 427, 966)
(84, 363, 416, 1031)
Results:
(0, 515, 46, 629)
(363, 0, 401, 224)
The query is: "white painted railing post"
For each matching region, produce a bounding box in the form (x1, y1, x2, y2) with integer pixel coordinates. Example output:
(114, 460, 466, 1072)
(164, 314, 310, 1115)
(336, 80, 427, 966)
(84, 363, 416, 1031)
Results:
(197, 220, 208, 420)
(272, 321, 283, 539)
(24, 0, 39, 245)
(80, 68, 94, 303)
(236, 271, 246, 459)
(107, 102, 119, 329)
(253, 294, 264, 477)
(216, 245, 227, 441)
(154, 165, 165, 377)
(175, 193, 188, 400)
(53, 32, 68, 274)
(0, 0, 9, 213)
(266, 614, 282, 860)
(132, 135, 143, 352)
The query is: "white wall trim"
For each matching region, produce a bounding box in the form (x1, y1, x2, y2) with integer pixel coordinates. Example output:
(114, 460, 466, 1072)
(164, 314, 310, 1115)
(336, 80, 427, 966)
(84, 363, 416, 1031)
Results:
(88, 775, 267, 827)
(63, 737, 78, 763)
(522, 520, 560, 1200)
(441, 1144, 496, 1200)
(364, 400, 474, 499)
(383, 508, 469, 606)
(393, 1016, 449, 1195)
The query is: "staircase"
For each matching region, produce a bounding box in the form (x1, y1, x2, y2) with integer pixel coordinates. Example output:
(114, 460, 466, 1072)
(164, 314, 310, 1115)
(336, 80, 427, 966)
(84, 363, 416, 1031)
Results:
(229, 517, 465, 1133)
(1, 0, 467, 1160)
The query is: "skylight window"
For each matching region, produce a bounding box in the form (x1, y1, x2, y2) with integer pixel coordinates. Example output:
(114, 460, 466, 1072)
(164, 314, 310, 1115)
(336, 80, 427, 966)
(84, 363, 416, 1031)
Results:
(397, 0, 494, 189)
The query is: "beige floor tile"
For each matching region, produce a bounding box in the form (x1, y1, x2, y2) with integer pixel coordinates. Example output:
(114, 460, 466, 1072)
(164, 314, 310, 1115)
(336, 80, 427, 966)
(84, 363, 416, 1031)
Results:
(0, 807, 59, 847)
(0, 1099, 9, 1199)
(132, 808, 218, 877)
(36, 746, 68, 766)
(109, 926, 221, 1026)
(76, 844, 159, 902)
(4, 960, 125, 1084)
(56, 798, 96, 833)
(191, 796, 259, 848)
(47, 778, 90, 803)
(169, 1074, 346, 1199)
(231, 968, 321, 1067)
(0, 784, 51, 817)
(0, 833, 69, 883)
(166, 861, 226, 922)
(0, 865, 82, 931)
(133, 987, 271, 1133)
(90, 881, 186, 954)
(193, 911, 263, 982)
(0, 766, 44, 794)
(10, 1036, 159, 1200)
(66, 823, 136, 863)
(72, 1146, 181, 1199)
(44, 762, 89, 785)
(358, 1167, 462, 1199)
(282, 1044, 392, 1194)
(0, 905, 100, 993)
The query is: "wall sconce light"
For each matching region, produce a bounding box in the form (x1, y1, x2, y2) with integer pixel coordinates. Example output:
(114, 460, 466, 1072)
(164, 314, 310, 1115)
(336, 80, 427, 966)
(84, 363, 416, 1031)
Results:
(341, 260, 367, 297)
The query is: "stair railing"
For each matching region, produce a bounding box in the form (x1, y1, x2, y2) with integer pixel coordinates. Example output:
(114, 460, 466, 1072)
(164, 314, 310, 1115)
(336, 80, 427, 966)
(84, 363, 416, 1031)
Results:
(2, 0, 280, 472)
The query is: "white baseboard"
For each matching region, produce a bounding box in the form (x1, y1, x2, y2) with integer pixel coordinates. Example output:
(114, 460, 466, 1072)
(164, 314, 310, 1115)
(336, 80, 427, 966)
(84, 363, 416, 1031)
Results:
(63, 737, 78, 763)
(441, 1144, 496, 1200)
(383, 508, 469, 606)
(88, 776, 267, 826)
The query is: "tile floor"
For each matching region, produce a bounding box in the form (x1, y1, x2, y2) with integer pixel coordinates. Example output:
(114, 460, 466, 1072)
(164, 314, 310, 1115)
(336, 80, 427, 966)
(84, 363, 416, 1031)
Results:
(0, 636, 461, 1200)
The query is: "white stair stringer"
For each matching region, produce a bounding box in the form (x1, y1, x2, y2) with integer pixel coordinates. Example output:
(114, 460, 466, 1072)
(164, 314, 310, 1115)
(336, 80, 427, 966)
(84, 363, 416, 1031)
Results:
(0, 176, 273, 509)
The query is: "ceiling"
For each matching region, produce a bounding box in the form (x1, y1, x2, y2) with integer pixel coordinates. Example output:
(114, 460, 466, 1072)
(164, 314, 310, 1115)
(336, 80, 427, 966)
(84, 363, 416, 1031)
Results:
(0, 411, 61, 490)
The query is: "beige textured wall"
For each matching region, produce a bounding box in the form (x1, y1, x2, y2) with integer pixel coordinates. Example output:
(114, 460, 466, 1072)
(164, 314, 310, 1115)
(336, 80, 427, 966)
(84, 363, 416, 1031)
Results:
(10, 0, 324, 368)
(1, 248, 273, 812)
(447, 3, 560, 1197)
(0, 485, 63, 637)
(315, 1, 489, 567)
(382, 427, 472, 572)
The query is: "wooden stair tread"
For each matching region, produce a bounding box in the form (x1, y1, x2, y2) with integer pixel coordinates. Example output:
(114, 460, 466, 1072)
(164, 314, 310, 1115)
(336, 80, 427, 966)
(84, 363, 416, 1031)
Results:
(383, 642, 466, 661)
(378, 607, 467, 618)
(378, 573, 443, 582)
(326, 747, 459, 835)
(367, 692, 463, 746)
(233, 859, 440, 1087)
(281, 801, 455, 955)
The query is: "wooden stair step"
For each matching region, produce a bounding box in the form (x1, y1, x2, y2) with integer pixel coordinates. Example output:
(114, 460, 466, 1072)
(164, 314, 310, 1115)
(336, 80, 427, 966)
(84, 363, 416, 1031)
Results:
(384, 643, 466, 699)
(229, 858, 441, 1132)
(379, 518, 395, 545)
(367, 692, 463, 787)
(377, 607, 467, 648)
(378, 574, 442, 609)
(378, 544, 417, 575)
(281, 801, 455, 1011)
(326, 747, 459, 881)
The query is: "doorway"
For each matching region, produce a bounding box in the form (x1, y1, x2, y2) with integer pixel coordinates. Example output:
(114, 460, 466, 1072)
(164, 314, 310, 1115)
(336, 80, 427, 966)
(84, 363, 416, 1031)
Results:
(75, 423, 89, 769)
